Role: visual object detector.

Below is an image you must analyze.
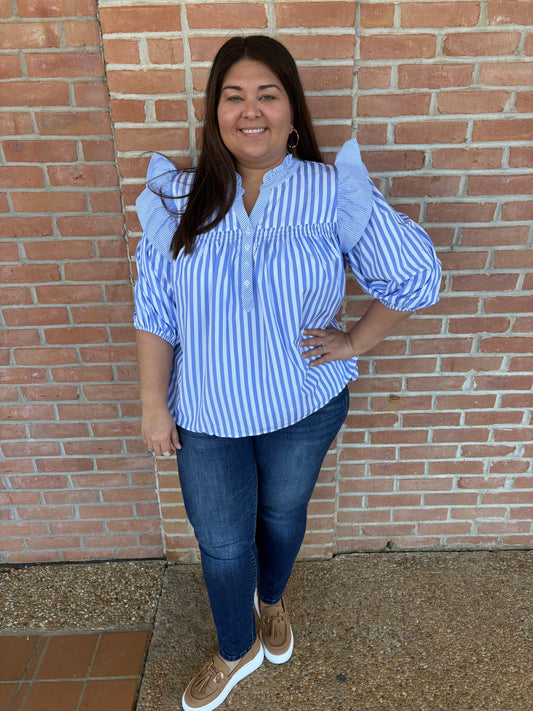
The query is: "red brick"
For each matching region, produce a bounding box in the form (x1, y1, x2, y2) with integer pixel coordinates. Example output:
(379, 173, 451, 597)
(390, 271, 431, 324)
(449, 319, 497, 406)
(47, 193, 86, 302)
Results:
(73, 81, 109, 109)
(357, 93, 431, 118)
(485, 294, 533, 313)
(0, 111, 33, 135)
(17, 0, 96, 17)
(0, 80, 69, 107)
(462, 226, 529, 250)
(501, 201, 533, 221)
(360, 2, 395, 27)
(64, 19, 100, 47)
(395, 121, 468, 144)
(3, 139, 78, 164)
(357, 67, 392, 90)
(48, 164, 118, 187)
(0, 21, 60, 49)
(308, 95, 352, 120)
(90, 192, 123, 214)
(356, 124, 388, 146)
(56, 215, 124, 238)
(314, 124, 352, 146)
(110, 99, 146, 124)
(0, 216, 52, 238)
(431, 147, 503, 171)
(102, 38, 140, 64)
(0, 55, 22, 78)
(361, 150, 425, 173)
(154, 99, 188, 123)
(4, 306, 69, 327)
(26, 51, 103, 78)
(35, 111, 111, 136)
(398, 63, 474, 90)
(44, 326, 108, 345)
(12, 192, 86, 214)
(34, 284, 102, 304)
(360, 34, 436, 60)
(444, 31, 520, 56)
(82, 140, 116, 162)
(147, 38, 184, 64)
(402, 1, 480, 27)
(107, 69, 185, 95)
(516, 91, 533, 113)
(12, 347, 76, 367)
(191, 2, 267, 29)
(99, 5, 181, 33)
(277, 1, 354, 27)
(0, 0, 12, 17)
(63, 261, 130, 282)
(480, 62, 533, 87)
(390, 175, 460, 198)
(438, 90, 510, 114)
(488, 0, 533, 25)
(274, 34, 355, 61)
(30, 422, 89, 439)
(114, 127, 189, 152)
(452, 272, 517, 292)
(426, 201, 496, 223)
(0, 263, 60, 283)
(468, 174, 533, 196)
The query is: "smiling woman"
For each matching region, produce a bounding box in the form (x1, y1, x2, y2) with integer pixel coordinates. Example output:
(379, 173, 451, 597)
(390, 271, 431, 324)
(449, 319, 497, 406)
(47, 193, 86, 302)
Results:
(133, 35, 441, 711)
(217, 60, 293, 210)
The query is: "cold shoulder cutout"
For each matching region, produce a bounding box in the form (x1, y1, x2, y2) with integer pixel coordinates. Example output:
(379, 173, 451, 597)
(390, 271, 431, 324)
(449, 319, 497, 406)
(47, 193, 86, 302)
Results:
(335, 139, 373, 253)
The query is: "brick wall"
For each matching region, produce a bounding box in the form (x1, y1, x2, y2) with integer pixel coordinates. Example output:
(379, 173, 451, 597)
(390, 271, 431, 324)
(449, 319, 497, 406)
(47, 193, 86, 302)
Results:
(1, 0, 531, 564)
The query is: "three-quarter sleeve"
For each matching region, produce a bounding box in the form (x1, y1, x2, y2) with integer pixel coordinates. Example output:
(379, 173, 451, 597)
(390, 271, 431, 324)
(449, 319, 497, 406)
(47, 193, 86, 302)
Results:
(336, 140, 442, 312)
(133, 237, 179, 345)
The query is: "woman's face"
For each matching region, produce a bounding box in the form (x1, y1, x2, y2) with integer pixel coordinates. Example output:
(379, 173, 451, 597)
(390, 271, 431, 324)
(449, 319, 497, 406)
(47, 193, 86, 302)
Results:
(217, 59, 293, 175)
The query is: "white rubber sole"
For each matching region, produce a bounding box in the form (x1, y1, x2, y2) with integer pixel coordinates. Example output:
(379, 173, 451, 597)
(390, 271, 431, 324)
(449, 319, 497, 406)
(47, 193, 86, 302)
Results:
(254, 589, 294, 664)
(181, 643, 264, 711)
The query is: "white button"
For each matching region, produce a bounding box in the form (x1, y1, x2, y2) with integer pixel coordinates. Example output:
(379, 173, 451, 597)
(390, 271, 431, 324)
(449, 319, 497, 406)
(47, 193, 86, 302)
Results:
(244, 262, 250, 268)
(244, 245, 250, 251)
(244, 280, 250, 287)
(245, 228, 252, 235)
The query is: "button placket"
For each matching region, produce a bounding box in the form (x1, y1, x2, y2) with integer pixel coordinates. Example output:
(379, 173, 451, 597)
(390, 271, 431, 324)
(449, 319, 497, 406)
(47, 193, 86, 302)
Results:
(241, 225, 254, 311)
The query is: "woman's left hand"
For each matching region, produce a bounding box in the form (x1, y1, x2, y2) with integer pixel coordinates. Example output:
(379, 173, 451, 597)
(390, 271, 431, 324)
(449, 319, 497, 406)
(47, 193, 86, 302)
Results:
(301, 327, 356, 366)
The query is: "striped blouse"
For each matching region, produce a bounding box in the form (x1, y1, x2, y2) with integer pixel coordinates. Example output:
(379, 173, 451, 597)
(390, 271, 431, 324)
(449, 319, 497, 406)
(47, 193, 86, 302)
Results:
(133, 139, 441, 437)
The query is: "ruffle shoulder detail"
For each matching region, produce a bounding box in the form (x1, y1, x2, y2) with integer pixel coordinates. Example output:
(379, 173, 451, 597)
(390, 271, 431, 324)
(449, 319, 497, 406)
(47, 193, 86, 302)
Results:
(135, 153, 194, 260)
(335, 139, 374, 253)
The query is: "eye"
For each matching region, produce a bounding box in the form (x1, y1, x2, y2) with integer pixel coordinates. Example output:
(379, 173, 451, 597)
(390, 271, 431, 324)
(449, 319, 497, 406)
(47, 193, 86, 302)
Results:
(260, 94, 276, 101)
(226, 95, 242, 102)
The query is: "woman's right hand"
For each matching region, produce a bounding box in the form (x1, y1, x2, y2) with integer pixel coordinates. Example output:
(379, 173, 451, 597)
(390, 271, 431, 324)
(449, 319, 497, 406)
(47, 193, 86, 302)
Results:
(141, 406, 181, 457)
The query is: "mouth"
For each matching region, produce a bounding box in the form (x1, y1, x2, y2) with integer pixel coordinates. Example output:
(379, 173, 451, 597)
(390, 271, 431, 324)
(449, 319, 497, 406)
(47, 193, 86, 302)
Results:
(239, 128, 267, 136)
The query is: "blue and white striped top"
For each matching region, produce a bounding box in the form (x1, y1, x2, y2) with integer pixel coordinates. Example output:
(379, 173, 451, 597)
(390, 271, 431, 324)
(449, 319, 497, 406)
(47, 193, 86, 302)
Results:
(134, 139, 441, 437)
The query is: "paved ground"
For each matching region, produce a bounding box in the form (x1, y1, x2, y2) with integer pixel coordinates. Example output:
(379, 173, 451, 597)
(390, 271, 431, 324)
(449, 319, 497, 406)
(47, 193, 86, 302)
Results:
(1, 551, 532, 711)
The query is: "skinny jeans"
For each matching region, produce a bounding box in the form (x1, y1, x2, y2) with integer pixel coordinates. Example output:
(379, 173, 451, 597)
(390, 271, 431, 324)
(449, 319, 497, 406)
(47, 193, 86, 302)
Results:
(176, 386, 350, 661)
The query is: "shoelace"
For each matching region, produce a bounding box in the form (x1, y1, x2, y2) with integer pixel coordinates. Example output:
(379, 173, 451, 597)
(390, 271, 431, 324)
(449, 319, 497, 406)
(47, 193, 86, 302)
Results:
(195, 660, 225, 692)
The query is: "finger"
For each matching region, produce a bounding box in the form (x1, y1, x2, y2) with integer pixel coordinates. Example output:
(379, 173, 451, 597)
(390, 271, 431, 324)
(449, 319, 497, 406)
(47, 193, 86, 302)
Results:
(171, 426, 182, 451)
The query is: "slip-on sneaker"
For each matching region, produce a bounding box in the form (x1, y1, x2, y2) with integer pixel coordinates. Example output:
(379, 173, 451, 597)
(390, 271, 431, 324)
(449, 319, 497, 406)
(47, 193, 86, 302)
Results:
(254, 589, 294, 664)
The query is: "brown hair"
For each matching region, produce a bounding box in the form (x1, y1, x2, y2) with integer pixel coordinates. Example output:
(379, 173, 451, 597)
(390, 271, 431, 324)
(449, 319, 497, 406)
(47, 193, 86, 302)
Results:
(155, 35, 323, 258)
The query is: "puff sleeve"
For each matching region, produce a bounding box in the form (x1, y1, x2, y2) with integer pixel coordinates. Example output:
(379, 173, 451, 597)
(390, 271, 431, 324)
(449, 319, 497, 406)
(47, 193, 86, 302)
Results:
(336, 140, 442, 312)
(133, 153, 184, 344)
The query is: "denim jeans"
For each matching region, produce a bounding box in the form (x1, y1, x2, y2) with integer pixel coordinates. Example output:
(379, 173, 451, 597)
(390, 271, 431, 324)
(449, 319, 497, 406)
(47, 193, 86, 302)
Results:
(176, 386, 349, 661)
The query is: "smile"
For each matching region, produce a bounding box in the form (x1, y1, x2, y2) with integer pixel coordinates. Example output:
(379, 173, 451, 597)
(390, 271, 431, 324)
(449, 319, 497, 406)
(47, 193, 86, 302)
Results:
(240, 128, 267, 135)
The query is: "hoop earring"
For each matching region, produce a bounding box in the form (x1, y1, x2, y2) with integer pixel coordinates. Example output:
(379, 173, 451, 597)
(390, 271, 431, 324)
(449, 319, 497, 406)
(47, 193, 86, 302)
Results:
(287, 128, 299, 152)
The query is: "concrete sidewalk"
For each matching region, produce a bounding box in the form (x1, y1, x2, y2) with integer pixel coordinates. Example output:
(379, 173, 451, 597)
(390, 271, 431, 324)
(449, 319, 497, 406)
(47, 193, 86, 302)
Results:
(2, 551, 532, 711)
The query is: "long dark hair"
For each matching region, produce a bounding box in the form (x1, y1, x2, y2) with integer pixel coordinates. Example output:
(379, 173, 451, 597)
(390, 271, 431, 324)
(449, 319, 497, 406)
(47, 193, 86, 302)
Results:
(158, 35, 323, 258)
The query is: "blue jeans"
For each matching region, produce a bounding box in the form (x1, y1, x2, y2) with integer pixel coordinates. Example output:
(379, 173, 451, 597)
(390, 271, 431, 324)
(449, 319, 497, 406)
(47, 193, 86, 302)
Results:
(176, 386, 349, 661)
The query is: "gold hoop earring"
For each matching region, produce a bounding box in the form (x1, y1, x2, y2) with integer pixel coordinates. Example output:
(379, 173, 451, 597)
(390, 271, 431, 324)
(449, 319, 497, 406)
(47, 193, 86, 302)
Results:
(287, 128, 299, 152)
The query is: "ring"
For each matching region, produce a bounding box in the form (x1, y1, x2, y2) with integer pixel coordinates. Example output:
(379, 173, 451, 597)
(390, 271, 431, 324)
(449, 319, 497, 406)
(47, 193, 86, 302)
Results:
(321, 344, 326, 355)
(147, 448, 154, 453)
(162, 451, 172, 458)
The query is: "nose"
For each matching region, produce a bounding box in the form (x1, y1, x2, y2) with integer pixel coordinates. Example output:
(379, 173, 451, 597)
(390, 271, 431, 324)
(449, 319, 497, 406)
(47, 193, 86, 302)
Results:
(241, 98, 261, 118)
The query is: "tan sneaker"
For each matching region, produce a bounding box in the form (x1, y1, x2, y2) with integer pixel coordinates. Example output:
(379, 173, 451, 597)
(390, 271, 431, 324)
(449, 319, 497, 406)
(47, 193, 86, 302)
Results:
(182, 637, 263, 711)
(254, 590, 294, 664)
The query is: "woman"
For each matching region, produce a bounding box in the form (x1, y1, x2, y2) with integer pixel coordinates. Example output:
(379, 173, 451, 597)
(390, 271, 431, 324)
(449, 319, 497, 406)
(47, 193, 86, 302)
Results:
(134, 35, 441, 711)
